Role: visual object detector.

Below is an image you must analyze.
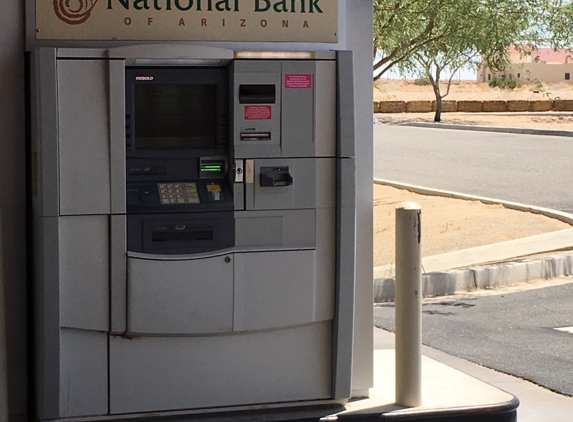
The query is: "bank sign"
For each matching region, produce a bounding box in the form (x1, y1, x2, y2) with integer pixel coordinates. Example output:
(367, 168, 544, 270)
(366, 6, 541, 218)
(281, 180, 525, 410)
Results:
(35, 0, 338, 42)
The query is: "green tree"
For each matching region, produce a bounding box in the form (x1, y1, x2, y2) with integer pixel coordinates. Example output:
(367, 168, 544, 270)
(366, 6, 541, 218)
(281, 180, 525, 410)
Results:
(373, 0, 555, 82)
(373, 0, 452, 80)
(543, 1, 573, 48)
(403, 48, 480, 122)
(374, 0, 564, 121)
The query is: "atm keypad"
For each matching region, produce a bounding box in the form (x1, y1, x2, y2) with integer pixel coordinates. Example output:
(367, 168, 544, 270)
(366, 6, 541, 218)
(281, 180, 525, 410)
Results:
(158, 183, 200, 205)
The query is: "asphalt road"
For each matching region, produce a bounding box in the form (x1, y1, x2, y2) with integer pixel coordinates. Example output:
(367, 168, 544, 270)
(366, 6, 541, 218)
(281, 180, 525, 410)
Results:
(373, 282, 573, 396)
(374, 124, 573, 213)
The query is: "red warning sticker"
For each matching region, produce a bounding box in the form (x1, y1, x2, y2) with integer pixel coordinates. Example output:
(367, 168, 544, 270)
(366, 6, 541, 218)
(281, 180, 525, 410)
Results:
(244, 105, 272, 120)
(285, 74, 312, 89)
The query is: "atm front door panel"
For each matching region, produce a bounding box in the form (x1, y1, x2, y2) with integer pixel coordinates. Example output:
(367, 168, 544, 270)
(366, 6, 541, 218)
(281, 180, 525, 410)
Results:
(127, 254, 234, 334)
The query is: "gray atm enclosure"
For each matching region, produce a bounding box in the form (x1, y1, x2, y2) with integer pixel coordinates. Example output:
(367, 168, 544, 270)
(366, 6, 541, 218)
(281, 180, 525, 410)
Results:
(31, 45, 356, 420)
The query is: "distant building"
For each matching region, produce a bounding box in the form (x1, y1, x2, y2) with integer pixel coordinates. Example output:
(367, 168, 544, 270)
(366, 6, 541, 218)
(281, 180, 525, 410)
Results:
(477, 46, 573, 84)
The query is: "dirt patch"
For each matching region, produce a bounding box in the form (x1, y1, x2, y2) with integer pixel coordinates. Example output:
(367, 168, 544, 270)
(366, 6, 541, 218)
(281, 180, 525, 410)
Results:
(373, 79, 573, 130)
(373, 184, 572, 267)
(376, 112, 573, 131)
(373, 80, 573, 102)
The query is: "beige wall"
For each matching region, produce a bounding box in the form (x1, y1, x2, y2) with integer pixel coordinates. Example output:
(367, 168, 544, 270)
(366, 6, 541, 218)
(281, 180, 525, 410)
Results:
(479, 63, 573, 84)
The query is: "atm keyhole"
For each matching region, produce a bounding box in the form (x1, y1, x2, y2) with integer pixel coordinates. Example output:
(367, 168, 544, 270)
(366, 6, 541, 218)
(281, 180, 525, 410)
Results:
(224, 256, 232, 263)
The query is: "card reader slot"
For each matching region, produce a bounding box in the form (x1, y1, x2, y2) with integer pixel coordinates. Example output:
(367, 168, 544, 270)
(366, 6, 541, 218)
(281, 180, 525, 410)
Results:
(240, 132, 271, 141)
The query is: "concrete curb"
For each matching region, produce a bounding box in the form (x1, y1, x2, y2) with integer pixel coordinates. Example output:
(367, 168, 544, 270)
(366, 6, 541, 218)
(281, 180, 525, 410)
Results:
(373, 179, 573, 302)
(398, 121, 573, 138)
(374, 252, 573, 303)
(374, 179, 573, 225)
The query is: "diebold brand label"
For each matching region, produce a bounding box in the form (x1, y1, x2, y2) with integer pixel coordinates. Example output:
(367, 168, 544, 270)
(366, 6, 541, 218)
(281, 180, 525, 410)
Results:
(36, 0, 338, 42)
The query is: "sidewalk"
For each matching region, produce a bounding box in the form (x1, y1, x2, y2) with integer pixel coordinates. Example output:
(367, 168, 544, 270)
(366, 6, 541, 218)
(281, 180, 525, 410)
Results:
(334, 328, 517, 422)
(367, 327, 573, 422)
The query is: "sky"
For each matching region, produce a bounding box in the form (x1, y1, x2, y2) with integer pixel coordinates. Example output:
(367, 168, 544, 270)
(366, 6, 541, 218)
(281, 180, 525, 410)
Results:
(375, 65, 477, 81)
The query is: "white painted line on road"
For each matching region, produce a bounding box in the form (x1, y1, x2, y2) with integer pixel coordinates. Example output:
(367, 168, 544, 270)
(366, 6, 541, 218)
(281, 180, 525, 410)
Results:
(554, 327, 573, 334)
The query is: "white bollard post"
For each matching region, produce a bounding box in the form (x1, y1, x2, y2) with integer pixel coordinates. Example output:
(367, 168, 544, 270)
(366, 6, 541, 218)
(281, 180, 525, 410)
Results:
(395, 202, 422, 407)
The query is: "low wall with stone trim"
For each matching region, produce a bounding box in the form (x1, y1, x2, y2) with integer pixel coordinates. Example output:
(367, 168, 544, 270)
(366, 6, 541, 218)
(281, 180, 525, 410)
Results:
(374, 99, 573, 113)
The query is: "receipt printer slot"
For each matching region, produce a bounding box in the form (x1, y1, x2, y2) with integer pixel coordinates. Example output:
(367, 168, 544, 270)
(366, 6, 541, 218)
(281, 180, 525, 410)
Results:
(240, 132, 271, 141)
(260, 167, 293, 187)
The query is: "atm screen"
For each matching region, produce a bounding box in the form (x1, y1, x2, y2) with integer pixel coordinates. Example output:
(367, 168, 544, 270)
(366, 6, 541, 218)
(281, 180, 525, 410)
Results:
(134, 84, 217, 149)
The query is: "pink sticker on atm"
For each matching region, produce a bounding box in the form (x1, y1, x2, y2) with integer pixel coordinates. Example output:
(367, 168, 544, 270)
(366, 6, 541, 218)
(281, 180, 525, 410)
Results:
(285, 74, 312, 89)
(244, 105, 272, 120)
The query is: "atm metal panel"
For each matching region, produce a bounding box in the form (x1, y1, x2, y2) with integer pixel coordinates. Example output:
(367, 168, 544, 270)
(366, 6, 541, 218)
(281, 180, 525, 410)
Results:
(233, 250, 318, 332)
(108, 59, 127, 214)
(336, 51, 356, 159)
(33, 216, 61, 420)
(233, 66, 282, 159)
(234, 209, 316, 249)
(110, 215, 127, 334)
(58, 215, 109, 332)
(127, 255, 234, 335)
(109, 322, 332, 414)
(31, 48, 59, 218)
(315, 60, 338, 158)
(314, 207, 337, 322)
(57, 59, 111, 216)
(316, 157, 337, 209)
(235, 214, 284, 247)
(245, 158, 316, 211)
(281, 60, 316, 158)
(59, 329, 108, 418)
(332, 157, 357, 399)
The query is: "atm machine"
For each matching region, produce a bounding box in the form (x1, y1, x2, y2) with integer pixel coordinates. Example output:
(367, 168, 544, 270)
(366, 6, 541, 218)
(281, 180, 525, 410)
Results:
(31, 45, 356, 420)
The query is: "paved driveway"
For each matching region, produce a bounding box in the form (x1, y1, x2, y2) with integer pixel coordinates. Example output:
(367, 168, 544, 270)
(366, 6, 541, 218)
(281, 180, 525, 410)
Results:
(374, 124, 573, 213)
(374, 281, 573, 396)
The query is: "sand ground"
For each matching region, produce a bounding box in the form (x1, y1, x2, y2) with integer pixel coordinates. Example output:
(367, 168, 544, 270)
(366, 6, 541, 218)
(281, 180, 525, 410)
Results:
(374, 79, 573, 102)
(376, 112, 573, 131)
(373, 184, 572, 267)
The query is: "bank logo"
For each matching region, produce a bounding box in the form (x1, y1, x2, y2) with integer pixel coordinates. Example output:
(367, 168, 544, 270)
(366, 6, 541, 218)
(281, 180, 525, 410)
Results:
(53, 0, 99, 25)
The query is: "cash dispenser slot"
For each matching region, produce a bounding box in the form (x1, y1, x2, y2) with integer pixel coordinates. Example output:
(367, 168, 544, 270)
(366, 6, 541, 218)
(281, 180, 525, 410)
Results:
(128, 166, 167, 176)
(260, 167, 293, 187)
(127, 213, 234, 254)
(151, 225, 214, 242)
